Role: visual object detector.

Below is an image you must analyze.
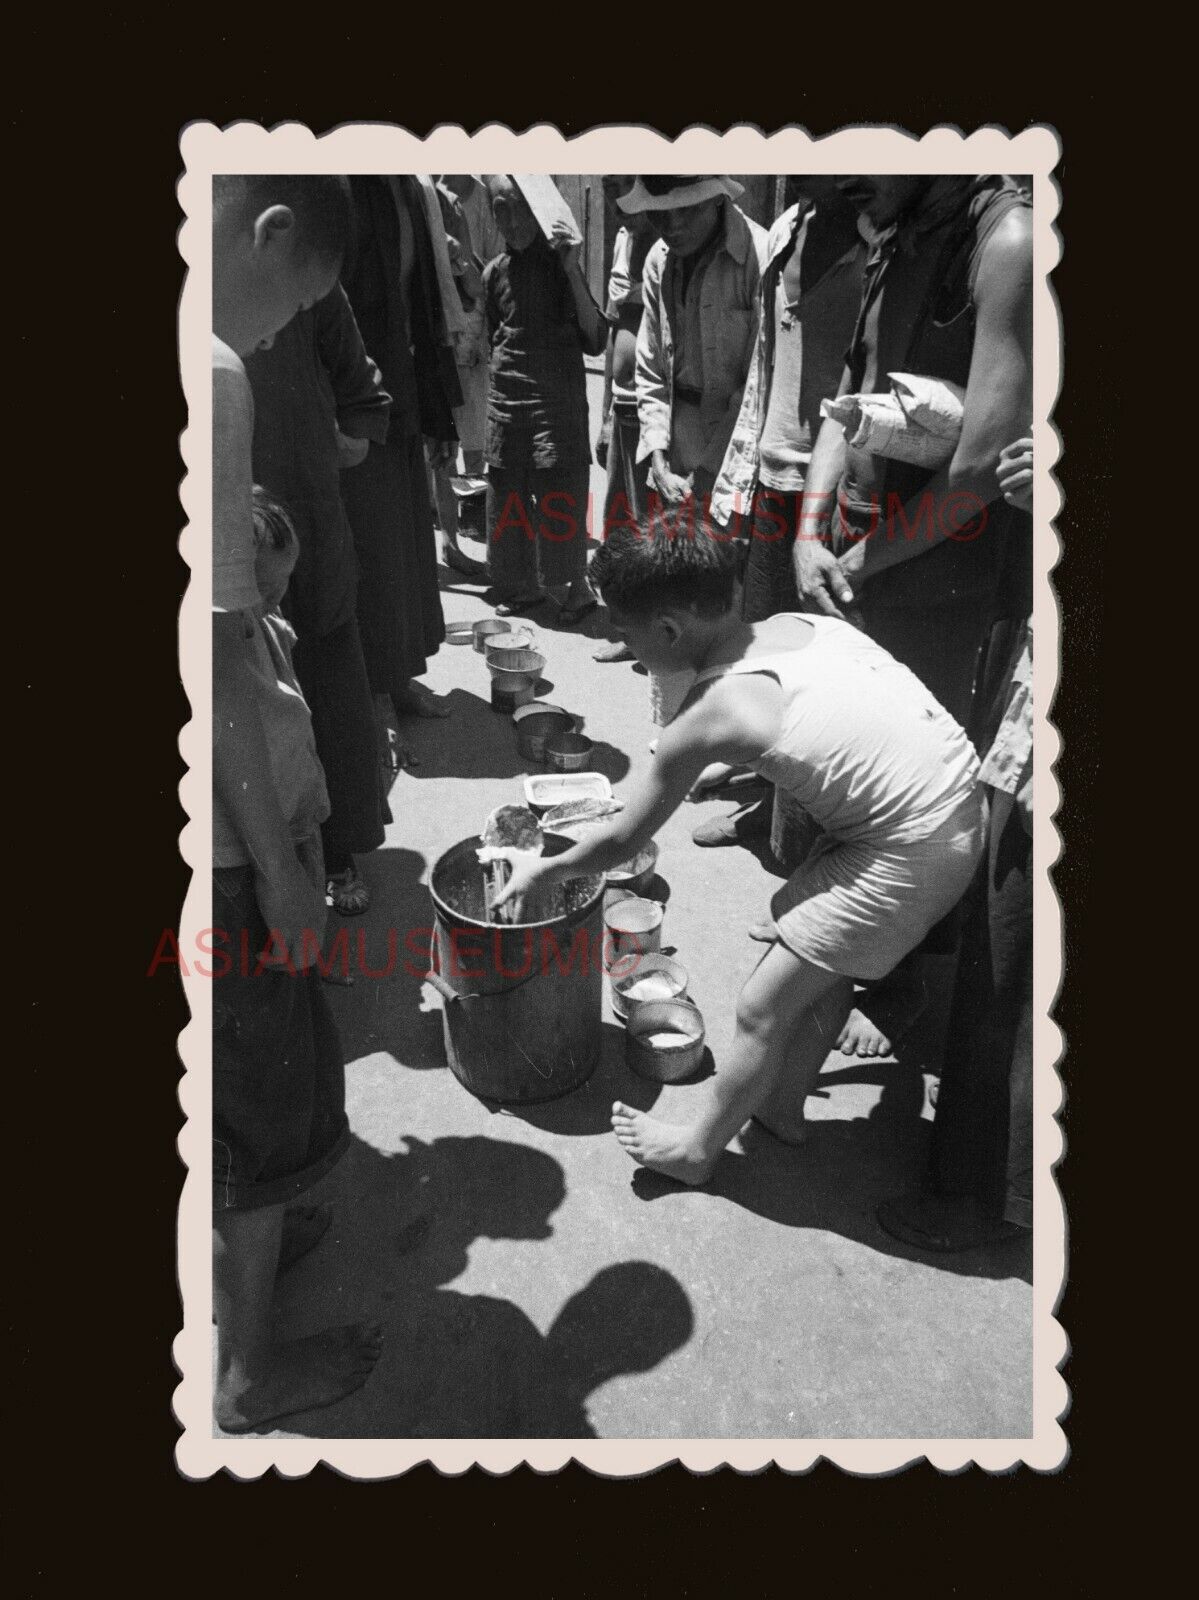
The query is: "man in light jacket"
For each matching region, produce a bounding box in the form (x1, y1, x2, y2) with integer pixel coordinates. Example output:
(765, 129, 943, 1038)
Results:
(620, 175, 768, 516)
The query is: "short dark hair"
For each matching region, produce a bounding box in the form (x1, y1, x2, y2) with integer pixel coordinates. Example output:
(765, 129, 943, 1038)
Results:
(589, 519, 739, 619)
(251, 485, 296, 551)
(213, 174, 353, 264)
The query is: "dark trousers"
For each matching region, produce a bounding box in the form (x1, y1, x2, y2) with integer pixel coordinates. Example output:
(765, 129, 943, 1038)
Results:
(928, 787, 1033, 1225)
(858, 595, 995, 737)
(212, 842, 350, 1211)
(600, 402, 650, 537)
(738, 488, 820, 872)
(291, 615, 386, 874)
(487, 459, 591, 591)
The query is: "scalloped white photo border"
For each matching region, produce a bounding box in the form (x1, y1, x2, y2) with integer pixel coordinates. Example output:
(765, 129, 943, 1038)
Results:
(175, 121, 1065, 1479)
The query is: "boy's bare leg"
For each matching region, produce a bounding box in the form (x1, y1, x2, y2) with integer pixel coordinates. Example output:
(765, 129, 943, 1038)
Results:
(753, 980, 855, 1143)
(213, 1203, 383, 1434)
(612, 943, 853, 1185)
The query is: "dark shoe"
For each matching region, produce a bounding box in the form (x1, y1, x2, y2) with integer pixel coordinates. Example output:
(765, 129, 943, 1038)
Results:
(692, 798, 771, 848)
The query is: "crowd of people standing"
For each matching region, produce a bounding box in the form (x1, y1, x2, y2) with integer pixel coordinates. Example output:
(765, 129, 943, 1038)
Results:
(209, 169, 1036, 1432)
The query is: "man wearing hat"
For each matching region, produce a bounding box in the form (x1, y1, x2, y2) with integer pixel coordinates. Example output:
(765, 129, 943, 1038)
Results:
(619, 176, 768, 518)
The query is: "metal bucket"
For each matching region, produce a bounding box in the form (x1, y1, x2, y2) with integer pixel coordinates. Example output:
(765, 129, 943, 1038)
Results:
(513, 704, 574, 762)
(473, 618, 512, 653)
(625, 999, 706, 1082)
(545, 731, 594, 771)
(609, 952, 689, 1023)
(426, 836, 606, 1104)
(601, 895, 664, 970)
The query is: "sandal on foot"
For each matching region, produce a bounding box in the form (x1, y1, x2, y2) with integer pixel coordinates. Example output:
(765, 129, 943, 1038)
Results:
(327, 867, 370, 916)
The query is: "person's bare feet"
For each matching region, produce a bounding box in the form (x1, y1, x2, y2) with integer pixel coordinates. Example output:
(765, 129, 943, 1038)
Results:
(610, 1102, 716, 1185)
(215, 1322, 384, 1433)
(836, 972, 929, 1058)
(392, 681, 450, 719)
(279, 1203, 333, 1272)
(835, 1007, 894, 1058)
(748, 919, 779, 944)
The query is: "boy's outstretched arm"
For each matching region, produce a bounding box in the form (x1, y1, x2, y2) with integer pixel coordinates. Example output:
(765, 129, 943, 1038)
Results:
(492, 680, 768, 917)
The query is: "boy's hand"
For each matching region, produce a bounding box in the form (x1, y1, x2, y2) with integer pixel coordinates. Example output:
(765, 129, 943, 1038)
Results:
(549, 220, 583, 274)
(596, 413, 613, 469)
(794, 539, 855, 619)
(997, 436, 1033, 512)
(650, 453, 694, 507)
(336, 430, 369, 470)
(489, 852, 548, 925)
(255, 855, 328, 971)
(427, 437, 456, 468)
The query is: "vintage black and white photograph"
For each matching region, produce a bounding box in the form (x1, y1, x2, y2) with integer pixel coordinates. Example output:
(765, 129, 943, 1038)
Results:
(174, 124, 1063, 1476)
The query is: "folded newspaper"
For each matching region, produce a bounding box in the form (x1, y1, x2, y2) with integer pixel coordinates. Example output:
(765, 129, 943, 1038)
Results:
(821, 372, 966, 467)
(510, 175, 583, 247)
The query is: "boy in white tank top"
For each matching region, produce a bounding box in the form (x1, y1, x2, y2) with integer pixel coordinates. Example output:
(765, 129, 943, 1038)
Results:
(492, 523, 984, 1185)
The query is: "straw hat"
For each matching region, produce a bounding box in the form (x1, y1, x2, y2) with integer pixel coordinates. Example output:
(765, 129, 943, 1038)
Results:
(617, 175, 745, 214)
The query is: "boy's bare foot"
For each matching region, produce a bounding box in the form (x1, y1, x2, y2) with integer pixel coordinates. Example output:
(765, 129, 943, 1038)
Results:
(748, 919, 779, 943)
(610, 1102, 716, 1186)
(836, 1007, 894, 1058)
(835, 974, 928, 1058)
(279, 1203, 333, 1271)
(215, 1322, 384, 1434)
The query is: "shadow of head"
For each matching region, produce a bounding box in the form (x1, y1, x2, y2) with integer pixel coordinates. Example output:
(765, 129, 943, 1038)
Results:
(545, 1261, 695, 1397)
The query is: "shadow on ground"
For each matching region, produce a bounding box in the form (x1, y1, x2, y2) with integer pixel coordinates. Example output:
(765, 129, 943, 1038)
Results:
(628, 1050, 1033, 1287)
(383, 685, 632, 789)
(273, 1134, 694, 1438)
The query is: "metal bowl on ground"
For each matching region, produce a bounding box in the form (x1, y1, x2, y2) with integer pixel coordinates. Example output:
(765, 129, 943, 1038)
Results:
(609, 952, 689, 1024)
(605, 839, 659, 897)
(486, 647, 545, 681)
(601, 894, 664, 970)
(485, 630, 539, 668)
(545, 731, 593, 772)
(512, 704, 574, 762)
(445, 620, 476, 645)
(491, 677, 536, 712)
(625, 998, 706, 1083)
(473, 618, 512, 653)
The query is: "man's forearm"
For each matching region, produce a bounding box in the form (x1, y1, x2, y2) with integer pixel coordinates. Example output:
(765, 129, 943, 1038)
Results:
(799, 418, 847, 543)
(852, 449, 1007, 582)
(565, 265, 608, 355)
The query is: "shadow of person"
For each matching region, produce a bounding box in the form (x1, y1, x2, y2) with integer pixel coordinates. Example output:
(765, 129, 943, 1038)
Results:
(383, 687, 537, 782)
(625, 1051, 1032, 1286)
(321, 845, 447, 1071)
(531, 1263, 695, 1437)
(274, 1134, 693, 1438)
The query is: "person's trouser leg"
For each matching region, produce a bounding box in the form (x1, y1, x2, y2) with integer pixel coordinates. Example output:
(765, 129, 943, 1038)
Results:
(486, 459, 538, 593)
(532, 463, 592, 591)
(928, 788, 1033, 1217)
(291, 617, 386, 875)
(857, 596, 994, 734)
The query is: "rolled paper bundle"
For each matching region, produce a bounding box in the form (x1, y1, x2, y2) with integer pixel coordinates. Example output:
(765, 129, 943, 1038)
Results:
(889, 373, 966, 440)
(821, 391, 956, 469)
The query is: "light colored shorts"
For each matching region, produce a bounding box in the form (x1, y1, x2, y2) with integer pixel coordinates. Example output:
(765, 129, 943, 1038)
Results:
(770, 790, 986, 982)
